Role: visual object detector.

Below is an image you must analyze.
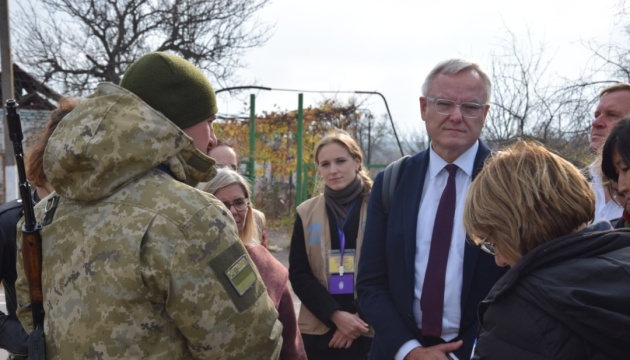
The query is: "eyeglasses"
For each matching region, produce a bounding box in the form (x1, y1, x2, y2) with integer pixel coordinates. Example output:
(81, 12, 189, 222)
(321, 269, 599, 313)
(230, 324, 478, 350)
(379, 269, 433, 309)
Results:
(426, 97, 487, 118)
(222, 198, 249, 212)
(215, 163, 238, 171)
(479, 240, 495, 256)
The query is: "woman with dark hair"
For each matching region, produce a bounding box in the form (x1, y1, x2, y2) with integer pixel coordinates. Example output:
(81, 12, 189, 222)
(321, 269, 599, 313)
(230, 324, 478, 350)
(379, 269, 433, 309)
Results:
(463, 140, 630, 360)
(289, 129, 373, 359)
(601, 116, 630, 228)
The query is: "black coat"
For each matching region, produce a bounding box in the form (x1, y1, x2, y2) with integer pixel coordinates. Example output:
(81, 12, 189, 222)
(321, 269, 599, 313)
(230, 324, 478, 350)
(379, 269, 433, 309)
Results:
(0, 196, 32, 355)
(0, 198, 22, 316)
(473, 224, 630, 360)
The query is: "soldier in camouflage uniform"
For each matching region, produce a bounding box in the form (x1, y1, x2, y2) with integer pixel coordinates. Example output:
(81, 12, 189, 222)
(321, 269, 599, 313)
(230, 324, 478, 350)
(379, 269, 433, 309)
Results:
(16, 52, 283, 359)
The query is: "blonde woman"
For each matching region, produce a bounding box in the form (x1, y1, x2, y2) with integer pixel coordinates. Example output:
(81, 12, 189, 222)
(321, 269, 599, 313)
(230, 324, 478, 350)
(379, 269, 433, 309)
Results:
(289, 130, 373, 359)
(463, 141, 630, 360)
(198, 169, 307, 360)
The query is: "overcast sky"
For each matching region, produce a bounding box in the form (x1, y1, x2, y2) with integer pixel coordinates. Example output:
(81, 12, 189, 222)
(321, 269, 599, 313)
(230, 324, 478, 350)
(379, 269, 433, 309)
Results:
(4, 0, 626, 137)
(219, 0, 625, 136)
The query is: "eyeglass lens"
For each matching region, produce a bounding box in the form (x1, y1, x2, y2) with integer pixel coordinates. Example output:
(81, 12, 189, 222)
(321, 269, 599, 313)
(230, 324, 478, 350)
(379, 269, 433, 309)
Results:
(481, 242, 495, 256)
(430, 98, 483, 118)
(223, 198, 248, 211)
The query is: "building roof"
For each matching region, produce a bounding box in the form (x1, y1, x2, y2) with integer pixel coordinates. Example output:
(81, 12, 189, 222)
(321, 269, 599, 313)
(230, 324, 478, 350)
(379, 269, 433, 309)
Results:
(0, 63, 62, 110)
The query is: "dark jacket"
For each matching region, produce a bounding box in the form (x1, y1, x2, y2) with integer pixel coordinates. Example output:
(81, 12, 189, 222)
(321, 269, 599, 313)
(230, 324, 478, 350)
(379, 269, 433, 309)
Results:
(611, 212, 628, 229)
(0, 194, 36, 356)
(473, 223, 630, 360)
(0, 198, 23, 316)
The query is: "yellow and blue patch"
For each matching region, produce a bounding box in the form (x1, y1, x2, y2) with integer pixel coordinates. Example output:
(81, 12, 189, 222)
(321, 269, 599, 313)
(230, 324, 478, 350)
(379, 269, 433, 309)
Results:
(210, 242, 264, 312)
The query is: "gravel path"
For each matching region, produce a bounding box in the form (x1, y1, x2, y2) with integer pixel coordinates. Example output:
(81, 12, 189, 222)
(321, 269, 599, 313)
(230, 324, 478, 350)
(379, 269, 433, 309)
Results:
(266, 228, 301, 314)
(267, 228, 291, 268)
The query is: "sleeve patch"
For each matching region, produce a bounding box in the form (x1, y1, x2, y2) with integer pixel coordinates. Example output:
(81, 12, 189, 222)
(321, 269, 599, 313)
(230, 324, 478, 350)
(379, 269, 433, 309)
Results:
(209, 242, 265, 312)
(225, 255, 256, 295)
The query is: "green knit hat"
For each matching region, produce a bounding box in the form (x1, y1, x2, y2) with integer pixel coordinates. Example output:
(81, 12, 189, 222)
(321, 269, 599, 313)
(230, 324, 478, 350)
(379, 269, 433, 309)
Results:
(120, 52, 218, 129)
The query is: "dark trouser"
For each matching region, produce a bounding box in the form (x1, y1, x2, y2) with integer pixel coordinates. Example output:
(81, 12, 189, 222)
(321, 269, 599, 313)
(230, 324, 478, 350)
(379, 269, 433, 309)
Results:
(302, 332, 372, 360)
(0, 313, 29, 356)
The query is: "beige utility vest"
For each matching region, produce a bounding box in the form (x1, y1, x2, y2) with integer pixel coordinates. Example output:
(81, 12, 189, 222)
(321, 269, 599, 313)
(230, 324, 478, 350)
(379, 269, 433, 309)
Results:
(295, 194, 368, 335)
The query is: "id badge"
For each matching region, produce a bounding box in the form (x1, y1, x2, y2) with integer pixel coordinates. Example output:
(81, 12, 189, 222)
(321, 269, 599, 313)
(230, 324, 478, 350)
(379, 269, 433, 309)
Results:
(328, 249, 355, 275)
(329, 273, 354, 294)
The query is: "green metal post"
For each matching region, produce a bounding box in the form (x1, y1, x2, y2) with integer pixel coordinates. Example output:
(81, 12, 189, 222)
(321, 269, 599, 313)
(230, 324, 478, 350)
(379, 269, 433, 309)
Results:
(296, 93, 304, 206)
(248, 94, 256, 196)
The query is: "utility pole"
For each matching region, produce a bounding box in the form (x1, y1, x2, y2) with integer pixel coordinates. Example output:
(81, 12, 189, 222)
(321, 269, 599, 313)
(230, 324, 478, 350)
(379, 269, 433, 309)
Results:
(0, 0, 17, 202)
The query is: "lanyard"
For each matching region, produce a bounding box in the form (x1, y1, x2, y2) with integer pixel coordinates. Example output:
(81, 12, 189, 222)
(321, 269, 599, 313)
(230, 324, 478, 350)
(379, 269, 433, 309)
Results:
(336, 201, 356, 276)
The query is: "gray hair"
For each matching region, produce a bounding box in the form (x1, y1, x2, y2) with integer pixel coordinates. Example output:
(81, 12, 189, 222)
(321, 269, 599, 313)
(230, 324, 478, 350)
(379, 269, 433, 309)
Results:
(421, 58, 492, 103)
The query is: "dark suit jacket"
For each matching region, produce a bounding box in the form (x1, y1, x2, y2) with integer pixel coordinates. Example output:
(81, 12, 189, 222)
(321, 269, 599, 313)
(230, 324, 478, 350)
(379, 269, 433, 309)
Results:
(356, 142, 506, 360)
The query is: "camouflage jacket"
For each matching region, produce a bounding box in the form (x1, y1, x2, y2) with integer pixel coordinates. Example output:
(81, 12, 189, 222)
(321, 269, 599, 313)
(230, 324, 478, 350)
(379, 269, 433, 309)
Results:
(16, 83, 282, 359)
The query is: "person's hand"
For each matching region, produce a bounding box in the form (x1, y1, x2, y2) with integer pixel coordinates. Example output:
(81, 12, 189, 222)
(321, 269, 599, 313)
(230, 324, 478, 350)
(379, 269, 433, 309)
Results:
(328, 329, 354, 349)
(330, 310, 369, 339)
(403, 341, 462, 360)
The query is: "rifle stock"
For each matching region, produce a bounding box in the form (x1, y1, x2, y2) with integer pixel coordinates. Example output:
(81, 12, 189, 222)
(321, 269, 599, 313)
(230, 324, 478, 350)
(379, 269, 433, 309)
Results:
(5, 99, 46, 359)
(22, 229, 44, 322)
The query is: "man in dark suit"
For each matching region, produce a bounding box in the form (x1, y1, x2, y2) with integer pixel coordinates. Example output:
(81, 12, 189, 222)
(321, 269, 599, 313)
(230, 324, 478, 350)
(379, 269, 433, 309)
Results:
(357, 58, 506, 360)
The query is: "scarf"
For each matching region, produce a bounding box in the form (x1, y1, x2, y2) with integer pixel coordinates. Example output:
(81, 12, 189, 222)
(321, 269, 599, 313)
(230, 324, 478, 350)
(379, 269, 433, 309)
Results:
(324, 176, 363, 226)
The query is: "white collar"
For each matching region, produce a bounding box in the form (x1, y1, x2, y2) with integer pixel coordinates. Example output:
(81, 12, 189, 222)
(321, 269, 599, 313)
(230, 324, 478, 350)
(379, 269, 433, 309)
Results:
(428, 140, 479, 179)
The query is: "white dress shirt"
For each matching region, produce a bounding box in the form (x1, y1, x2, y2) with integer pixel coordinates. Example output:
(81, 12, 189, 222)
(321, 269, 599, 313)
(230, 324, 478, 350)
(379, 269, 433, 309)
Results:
(395, 141, 479, 360)
(590, 164, 623, 222)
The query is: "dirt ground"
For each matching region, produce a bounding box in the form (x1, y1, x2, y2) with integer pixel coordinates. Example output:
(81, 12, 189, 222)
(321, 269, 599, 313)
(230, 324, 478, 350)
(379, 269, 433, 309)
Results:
(267, 228, 291, 268)
(267, 229, 302, 315)
(266, 228, 302, 314)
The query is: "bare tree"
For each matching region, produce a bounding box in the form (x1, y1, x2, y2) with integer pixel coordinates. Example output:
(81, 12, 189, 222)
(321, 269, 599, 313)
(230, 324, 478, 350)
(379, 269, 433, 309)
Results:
(12, 0, 273, 95)
(577, 0, 630, 85)
(398, 130, 428, 156)
(356, 113, 402, 165)
(486, 28, 552, 143)
(485, 27, 595, 166)
(563, 0, 630, 111)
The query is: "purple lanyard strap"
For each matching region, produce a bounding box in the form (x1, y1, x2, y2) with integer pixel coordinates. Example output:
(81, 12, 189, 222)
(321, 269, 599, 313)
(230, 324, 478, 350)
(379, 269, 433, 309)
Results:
(336, 202, 356, 276)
